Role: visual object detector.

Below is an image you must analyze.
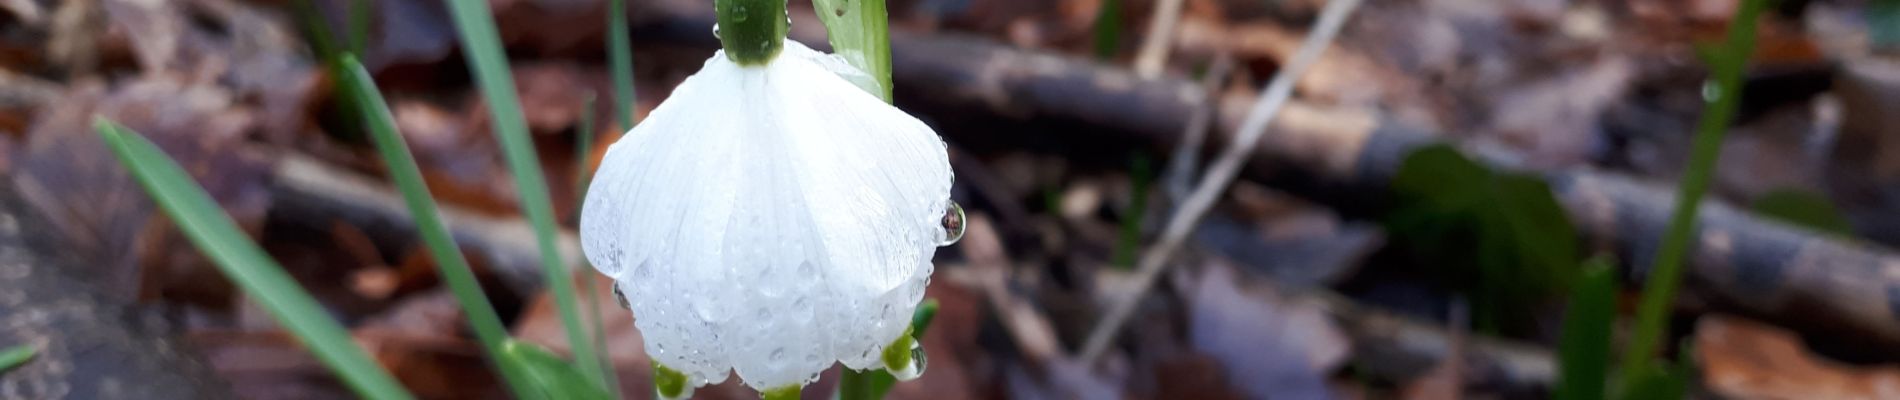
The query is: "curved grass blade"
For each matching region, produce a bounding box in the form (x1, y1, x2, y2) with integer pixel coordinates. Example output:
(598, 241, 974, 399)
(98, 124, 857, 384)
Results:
(336, 55, 540, 399)
(442, 0, 608, 388)
(95, 119, 415, 400)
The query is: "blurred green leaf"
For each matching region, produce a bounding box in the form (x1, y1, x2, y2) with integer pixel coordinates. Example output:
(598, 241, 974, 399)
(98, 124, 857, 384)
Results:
(95, 119, 415, 400)
(1615, 346, 1694, 400)
(811, 0, 893, 101)
(0, 344, 34, 374)
(443, 0, 607, 387)
(1751, 189, 1851, 236)
(1113, 155, 1152, 268)
(1387, 144, 1580, 334)
(1556, 258, 1616, 400)
(500, 340, 614, 400)
(1871, 0, 1900, 50)
(1092, 0, 1123, 59)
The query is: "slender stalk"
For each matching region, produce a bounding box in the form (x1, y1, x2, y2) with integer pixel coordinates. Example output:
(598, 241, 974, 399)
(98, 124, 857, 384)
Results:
(1619, 0, 1766, 385)
(348, 0, 370, 56)
(441, 0, 608, 387)
(607, 0, 639, 129)
(575, 93, 624, 398)
(336, 56, 539, 399)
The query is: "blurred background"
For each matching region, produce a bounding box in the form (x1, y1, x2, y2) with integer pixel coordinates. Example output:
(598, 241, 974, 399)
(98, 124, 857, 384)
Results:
(2, 0, 1899, 398)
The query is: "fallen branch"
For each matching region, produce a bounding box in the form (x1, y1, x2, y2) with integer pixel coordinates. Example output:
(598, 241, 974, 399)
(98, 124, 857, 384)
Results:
(267, 153, 582, 297)
(617, 5, 1900, 353)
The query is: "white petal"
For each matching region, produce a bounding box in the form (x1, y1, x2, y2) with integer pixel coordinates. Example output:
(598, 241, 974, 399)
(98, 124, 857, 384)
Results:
(581, 40, 951, 391)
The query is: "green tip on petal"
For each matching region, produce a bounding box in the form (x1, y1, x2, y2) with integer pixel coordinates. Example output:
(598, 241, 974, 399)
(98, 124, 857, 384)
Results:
(654, 362, 693, 400)
(881, 327, 915, 371)
(761, 385, 801, 400)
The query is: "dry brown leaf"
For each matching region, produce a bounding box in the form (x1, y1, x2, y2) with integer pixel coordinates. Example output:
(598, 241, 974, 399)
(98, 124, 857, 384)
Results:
(1186, 261, 1348, 399)
(14, 77, 269, 303)
(1697, 315, 1900, 400)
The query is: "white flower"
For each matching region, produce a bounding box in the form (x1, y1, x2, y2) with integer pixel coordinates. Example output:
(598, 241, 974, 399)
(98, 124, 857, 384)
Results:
(580, 39, 953, 393)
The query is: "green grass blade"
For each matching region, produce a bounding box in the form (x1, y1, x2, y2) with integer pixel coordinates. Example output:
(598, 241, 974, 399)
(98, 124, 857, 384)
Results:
(1620, 0, 1766, 385)
(95, 119, 415, 400)
(441, 0, 608, 388)
(335, 55, 541, 399)
(348, 0, 370, 56)
(811, 0, 893, 101)
(0, 344, 34, 373)
(574, 92, 625, 398)
(1556, 258, 1615, 400)
(607, 0, 639, 129)
(500, 340, 614, 400)
(1092, 0, 1123, 59)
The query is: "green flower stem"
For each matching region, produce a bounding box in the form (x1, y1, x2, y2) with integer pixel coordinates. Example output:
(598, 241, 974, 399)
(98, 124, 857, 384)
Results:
(714, 0, 786, 65)
(1619, 0, 1766, 386)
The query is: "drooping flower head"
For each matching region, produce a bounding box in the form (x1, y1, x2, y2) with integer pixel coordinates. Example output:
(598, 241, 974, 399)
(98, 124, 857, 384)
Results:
(579, 0, 954, 395)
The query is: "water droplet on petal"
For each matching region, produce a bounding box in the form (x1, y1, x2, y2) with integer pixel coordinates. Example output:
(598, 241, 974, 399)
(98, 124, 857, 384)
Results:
(711, 24, 722, 40)
(888, 340, 927, 381)
(938, 201, 965, 246)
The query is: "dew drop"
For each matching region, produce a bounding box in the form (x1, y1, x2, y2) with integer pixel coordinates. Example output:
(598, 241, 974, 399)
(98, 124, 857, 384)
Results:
(938, 201, 965, 246)
(734, 5, 750, 21)
(711, 24, 722, 40)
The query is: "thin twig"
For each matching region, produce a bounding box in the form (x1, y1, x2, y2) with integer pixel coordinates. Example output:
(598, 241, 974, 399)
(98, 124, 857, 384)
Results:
(1130, 0, 1188, 77)
(1163, 53, 1234, 202)
(1077, 0, 1364, 364)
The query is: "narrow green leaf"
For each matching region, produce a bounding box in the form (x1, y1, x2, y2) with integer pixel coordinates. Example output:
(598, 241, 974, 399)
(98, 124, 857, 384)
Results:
(574, 92, 625, 399)
(1112, 155, 1152, 268)
(607, 0, 640, 128)
(1623, 0, 1767, 385)
(811, 0, 893, 101)
(1751, 189, 1852, 236)
(0, 344, 34, 373)
(336, 55, 540, 399)
(348, 0, 371, 56)
(1556, 257, 1616, 400)
(1092, 0, 1123, 59)
(442, 0, 607, 388)
(500, 340, 614, 400)
(95, 119, 415, 400)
